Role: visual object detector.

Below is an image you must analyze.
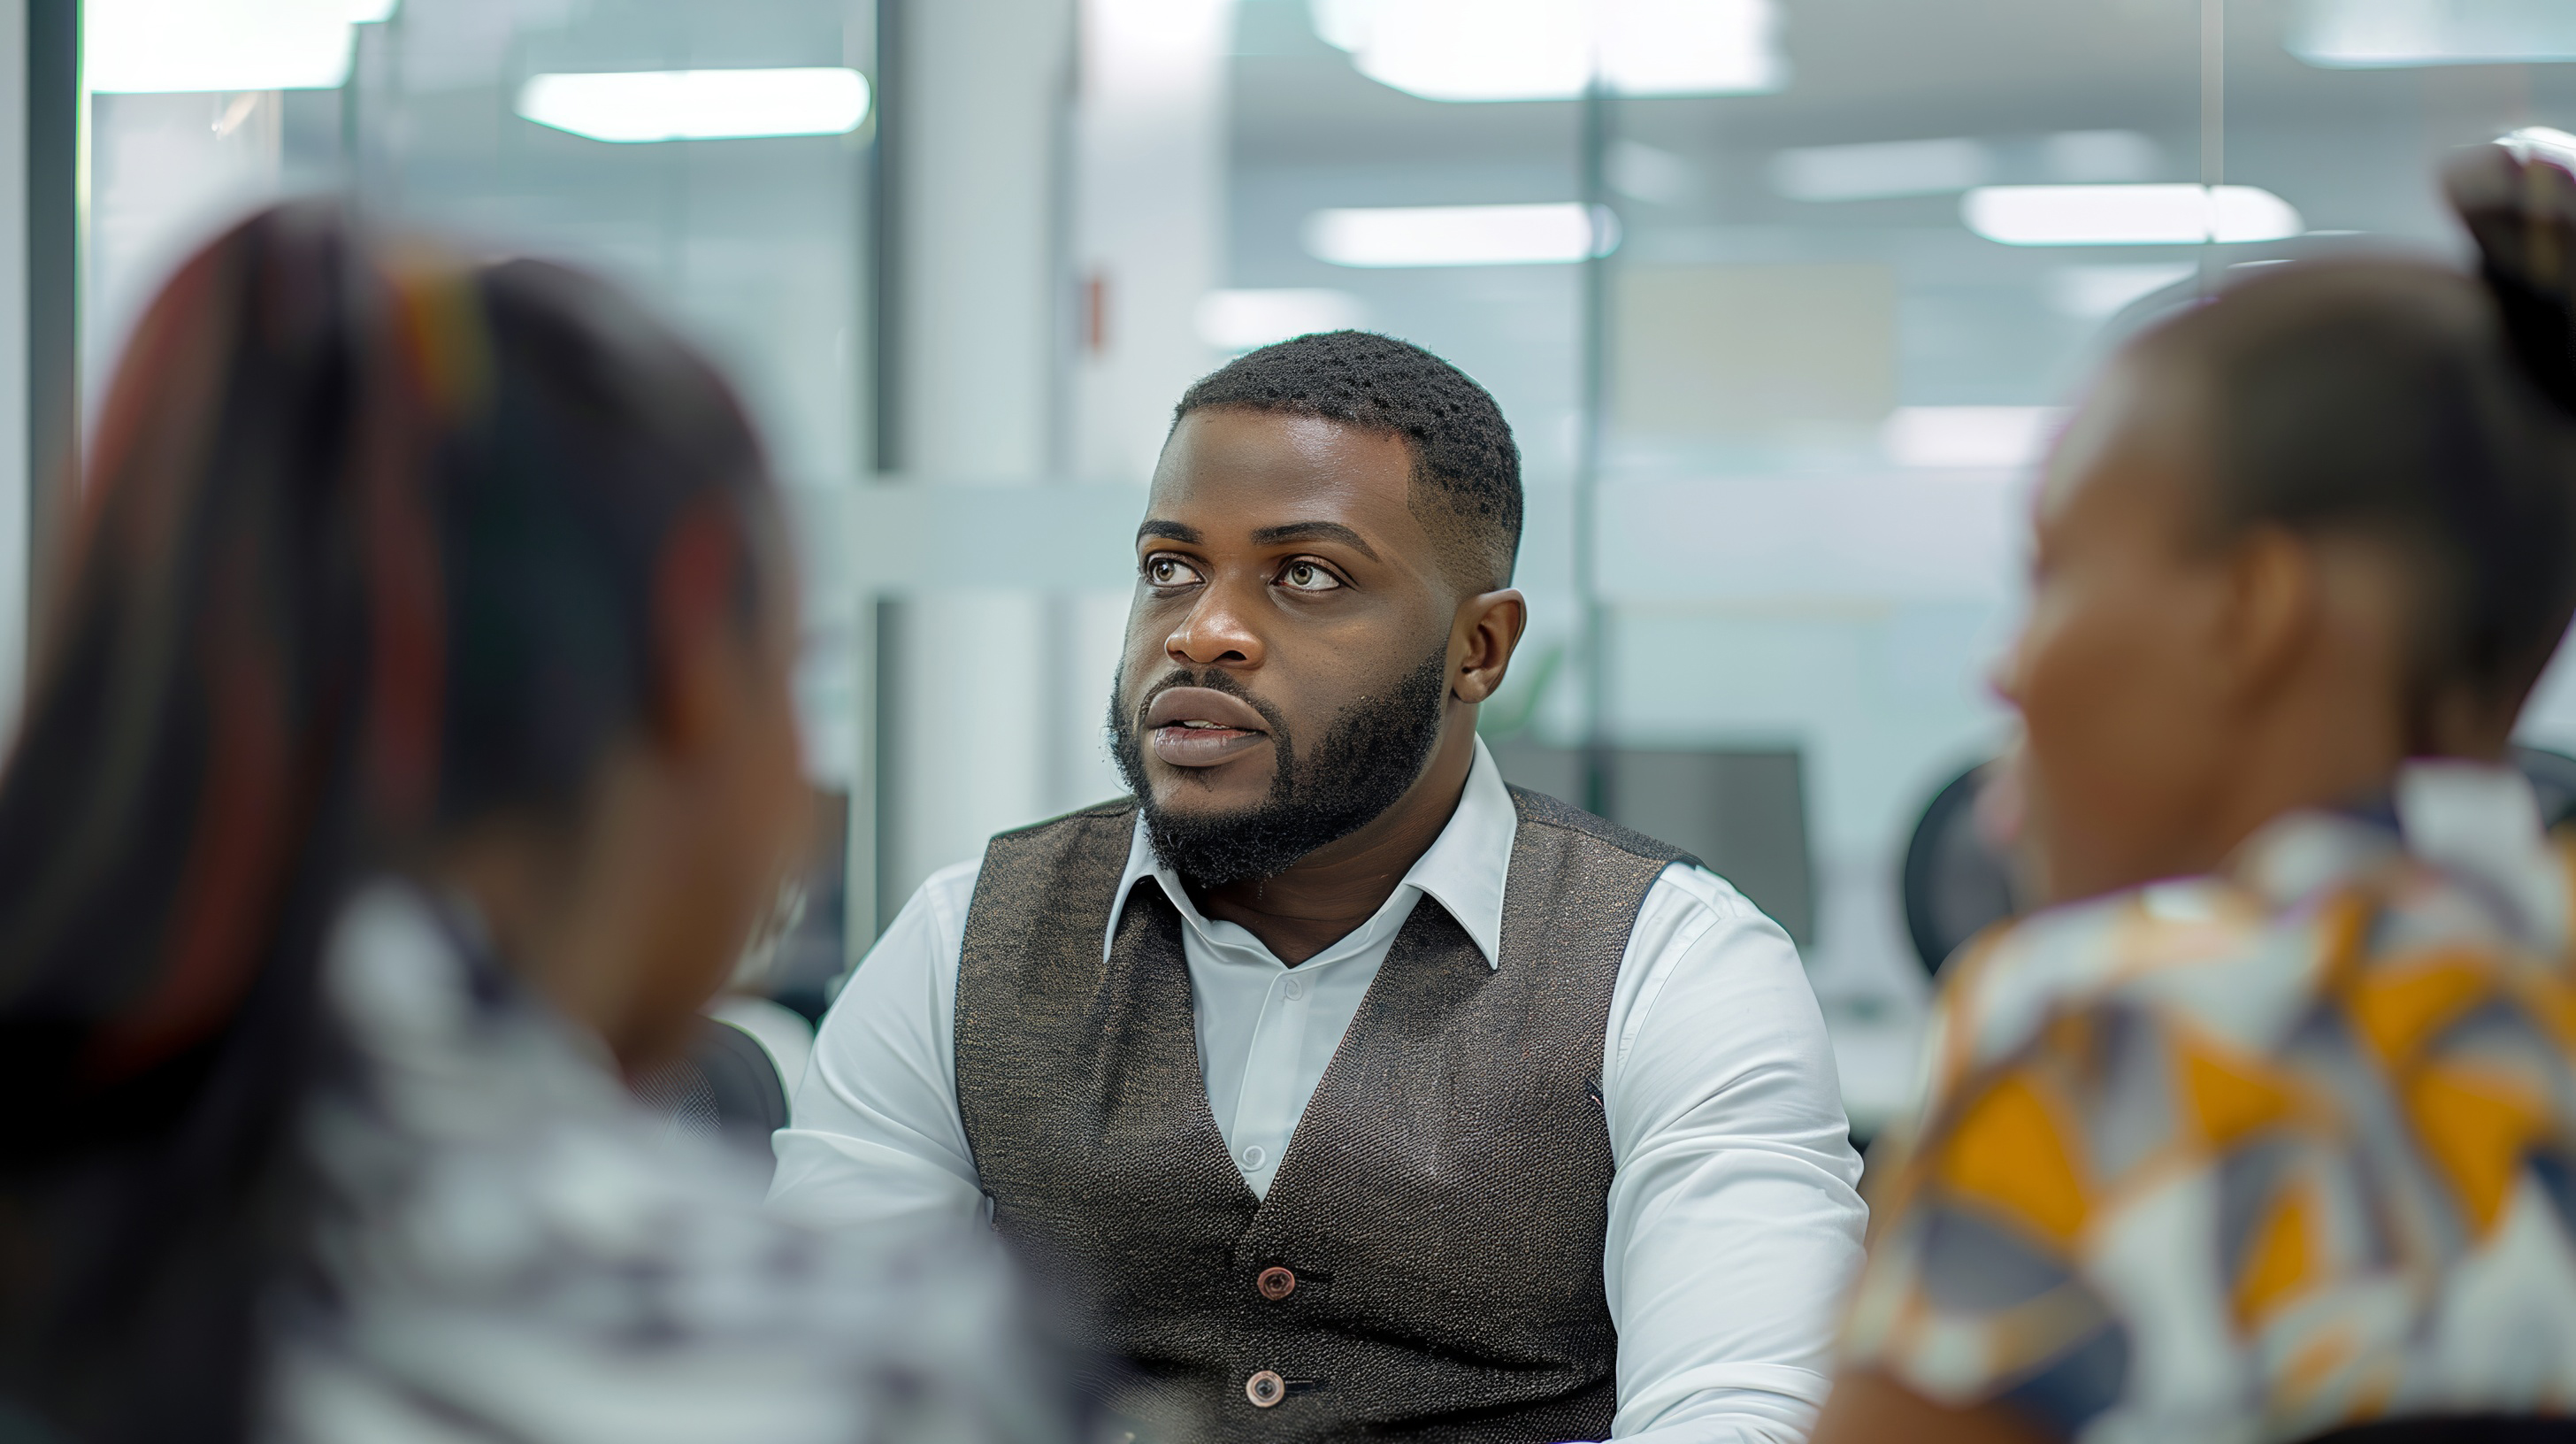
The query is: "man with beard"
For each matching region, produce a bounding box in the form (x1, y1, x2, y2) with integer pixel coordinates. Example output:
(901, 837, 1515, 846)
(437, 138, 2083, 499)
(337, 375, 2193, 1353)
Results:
(771, 333, 1866, 1442)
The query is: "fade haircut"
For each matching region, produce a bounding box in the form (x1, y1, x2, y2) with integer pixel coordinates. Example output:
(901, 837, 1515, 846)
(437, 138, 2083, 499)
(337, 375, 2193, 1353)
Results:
(1175, 331, 1522, 591)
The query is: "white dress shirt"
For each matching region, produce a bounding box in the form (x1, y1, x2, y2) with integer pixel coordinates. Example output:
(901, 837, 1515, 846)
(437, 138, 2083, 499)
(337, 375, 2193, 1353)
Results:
(771, 739, 1867, 1444)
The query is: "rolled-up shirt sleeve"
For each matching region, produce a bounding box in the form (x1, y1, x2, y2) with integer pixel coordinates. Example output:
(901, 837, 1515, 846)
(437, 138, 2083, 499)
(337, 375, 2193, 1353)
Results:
(768, 860, 988, 1232)
(1598, 865, 1871, 1444)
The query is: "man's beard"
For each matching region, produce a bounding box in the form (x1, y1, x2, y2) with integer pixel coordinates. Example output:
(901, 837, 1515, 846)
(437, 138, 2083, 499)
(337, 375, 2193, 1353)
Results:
(1108, 646, 1450, 887)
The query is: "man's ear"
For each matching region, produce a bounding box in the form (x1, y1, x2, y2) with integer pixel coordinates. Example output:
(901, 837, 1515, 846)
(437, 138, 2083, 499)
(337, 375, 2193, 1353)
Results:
(649, 503, 746, 757)
(1453, 588, 1528, 705)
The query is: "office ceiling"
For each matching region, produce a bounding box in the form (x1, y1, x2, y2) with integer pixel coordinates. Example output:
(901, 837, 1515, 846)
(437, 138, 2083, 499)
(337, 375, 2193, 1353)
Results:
(1229, 0, 2573, 171)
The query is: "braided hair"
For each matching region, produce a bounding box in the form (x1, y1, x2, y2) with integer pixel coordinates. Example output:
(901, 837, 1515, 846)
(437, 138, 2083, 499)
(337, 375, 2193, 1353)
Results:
(0, 204, 775, 1443)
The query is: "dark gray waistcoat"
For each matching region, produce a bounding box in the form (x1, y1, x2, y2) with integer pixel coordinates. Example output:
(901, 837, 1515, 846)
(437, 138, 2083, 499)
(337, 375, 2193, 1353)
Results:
(954, 787, 1689, 1443)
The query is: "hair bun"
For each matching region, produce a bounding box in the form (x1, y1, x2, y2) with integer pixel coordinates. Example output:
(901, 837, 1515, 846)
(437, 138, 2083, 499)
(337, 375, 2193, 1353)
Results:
(2445, 142, 2576, 415)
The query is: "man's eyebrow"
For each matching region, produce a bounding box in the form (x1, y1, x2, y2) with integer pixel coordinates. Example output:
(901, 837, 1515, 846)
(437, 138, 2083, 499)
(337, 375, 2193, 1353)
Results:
(1249, 520, 1380, 561)
(1137, 519, 1201, 545)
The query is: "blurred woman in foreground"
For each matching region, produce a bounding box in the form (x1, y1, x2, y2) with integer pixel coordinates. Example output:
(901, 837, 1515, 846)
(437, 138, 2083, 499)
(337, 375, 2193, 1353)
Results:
(1815, 148, 2576, 1444)
(0, 205, 1057, 1444)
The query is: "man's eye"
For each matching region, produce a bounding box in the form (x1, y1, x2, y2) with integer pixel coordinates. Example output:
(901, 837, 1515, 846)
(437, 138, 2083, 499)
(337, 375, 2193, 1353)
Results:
(1278, 560, 1343, 593)
(1144, 556, 1201, 588)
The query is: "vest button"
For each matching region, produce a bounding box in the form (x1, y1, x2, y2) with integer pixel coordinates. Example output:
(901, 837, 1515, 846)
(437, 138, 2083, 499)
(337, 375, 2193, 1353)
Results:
(1245, 1370, 1286, 1408)
(1255, 1265, 1297, 1301)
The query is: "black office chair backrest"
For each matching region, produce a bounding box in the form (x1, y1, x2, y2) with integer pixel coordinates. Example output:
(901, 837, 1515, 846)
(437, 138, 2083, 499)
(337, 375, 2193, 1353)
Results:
(1899, 758, 2020, 978)
(633, 1016, 789, 1158)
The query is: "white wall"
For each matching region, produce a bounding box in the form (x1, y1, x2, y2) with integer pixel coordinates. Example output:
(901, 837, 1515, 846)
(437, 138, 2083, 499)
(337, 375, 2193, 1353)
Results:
(897, 0, 1068, 480)
(879, 0, 1080, 904)
(1070, 0, 1229, 484)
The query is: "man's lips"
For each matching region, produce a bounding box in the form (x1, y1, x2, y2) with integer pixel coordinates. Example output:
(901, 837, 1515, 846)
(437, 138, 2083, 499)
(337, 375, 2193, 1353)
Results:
(1143, 686, 1272, 769)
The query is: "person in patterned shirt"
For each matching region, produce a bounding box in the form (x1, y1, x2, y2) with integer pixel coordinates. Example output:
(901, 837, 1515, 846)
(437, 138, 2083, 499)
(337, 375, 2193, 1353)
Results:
(1813, 145, 2576, 1444)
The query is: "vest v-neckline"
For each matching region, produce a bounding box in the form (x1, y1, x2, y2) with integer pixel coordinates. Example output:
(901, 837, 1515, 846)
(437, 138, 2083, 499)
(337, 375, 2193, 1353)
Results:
(1251, 899, 1485, 1213)
(1128, 879, 1487, 1218)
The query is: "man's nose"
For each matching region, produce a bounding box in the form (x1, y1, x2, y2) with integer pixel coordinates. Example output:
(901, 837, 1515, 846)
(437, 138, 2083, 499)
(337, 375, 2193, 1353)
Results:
(1167, 585, 1264, 668)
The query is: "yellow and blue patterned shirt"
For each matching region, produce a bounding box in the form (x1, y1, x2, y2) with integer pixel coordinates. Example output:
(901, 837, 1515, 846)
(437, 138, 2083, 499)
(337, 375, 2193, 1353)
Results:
(1845, 763, 2576, 1444)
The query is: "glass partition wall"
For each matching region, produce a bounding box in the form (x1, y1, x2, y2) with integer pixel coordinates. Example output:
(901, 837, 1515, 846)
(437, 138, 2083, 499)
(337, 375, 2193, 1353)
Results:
(68, 0, 2576, 1119)
(80, 0, 878, 1007)
(1224, 0, 2576, 1128)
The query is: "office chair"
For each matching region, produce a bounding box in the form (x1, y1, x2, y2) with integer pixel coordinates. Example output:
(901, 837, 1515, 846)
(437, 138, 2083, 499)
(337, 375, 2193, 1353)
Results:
(634, 1009, 807, 1164)
(1898, 758, 2021, 979)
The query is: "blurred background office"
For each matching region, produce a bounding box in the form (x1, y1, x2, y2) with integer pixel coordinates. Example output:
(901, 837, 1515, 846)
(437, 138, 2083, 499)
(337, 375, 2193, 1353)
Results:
(16, 0, 2576, 1138)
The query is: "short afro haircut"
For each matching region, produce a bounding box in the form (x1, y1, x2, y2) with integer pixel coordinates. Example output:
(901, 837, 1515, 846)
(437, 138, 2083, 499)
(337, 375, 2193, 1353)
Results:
(1174, 331, 1522, 590)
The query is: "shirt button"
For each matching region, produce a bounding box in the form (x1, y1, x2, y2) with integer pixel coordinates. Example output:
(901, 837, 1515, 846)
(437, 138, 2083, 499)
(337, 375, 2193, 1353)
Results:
(1256, 1266, 1297, 1301)
(1239, 1145, 1266, 1170)
(1284, 977, 1304, 1001)
(1245, 1370, 1286, 1408)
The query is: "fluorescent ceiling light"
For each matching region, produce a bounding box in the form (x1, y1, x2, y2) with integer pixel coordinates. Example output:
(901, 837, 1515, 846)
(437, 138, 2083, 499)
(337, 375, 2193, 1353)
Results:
(2046, 263, 2197, 319)
(89, 0, 394, 92)
(2290, 0, 2576, 66)
(1305, 204, 1618, 267)
(1771, 138, 1990, 202)
(1882, 407, 2064, 469)
(1308, 0, 1380, 49)
(1355, 0, 1589, 100)
(1197, 290, 1368, 350)
(1964, 184, 2304, 246)
(1598, 0, 1784, 96)
(516, 68, 871, 143)
(1311, 0, 1784, 102)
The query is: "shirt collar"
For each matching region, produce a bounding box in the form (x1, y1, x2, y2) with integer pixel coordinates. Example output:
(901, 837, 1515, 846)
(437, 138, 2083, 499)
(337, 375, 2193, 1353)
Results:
(2231, 757, 2565, 953)
(1107, 735, 1520, 969)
